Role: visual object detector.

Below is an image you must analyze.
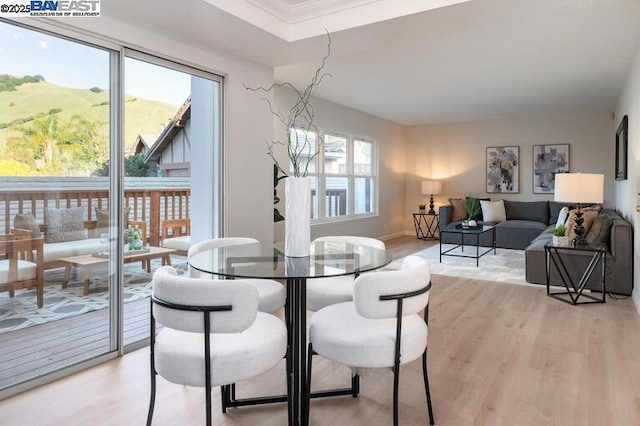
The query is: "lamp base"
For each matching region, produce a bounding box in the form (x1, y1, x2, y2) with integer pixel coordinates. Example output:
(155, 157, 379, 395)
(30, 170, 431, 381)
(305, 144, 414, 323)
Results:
(571, 204, 586, 246)
(428, 195, 436, 215)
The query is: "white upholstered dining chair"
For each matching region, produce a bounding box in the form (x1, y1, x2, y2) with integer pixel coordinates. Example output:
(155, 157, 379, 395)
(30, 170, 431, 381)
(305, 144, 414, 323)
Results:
(147, 266, 288, 426)
(307, 255, 435, 425)
(188, 238, 286, 314)
(306, 236, 386, 311)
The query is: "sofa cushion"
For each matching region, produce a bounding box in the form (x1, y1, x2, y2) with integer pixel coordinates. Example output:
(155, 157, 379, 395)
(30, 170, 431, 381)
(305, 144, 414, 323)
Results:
(45, 207, 87, 243)
(449, 198, 467, 221)
(549, 202, 574, 225)
(95, 206, 131, 236)
(496, 220, 548, 232)
(43, 238, 103, 263)
(565, 208, 600, 241)
(504, 200, 549, 223)
(14, 213, 42, 238)
(555, 207, 570, 228)
(480, 200, 506, 223)
(585, 213, 612, 245)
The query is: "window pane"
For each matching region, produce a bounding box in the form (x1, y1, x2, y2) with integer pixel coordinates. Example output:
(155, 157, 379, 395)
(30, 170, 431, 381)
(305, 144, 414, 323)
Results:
(289, 128, 317, 174)
(324, 134, 347, 174)
(310, 176, 318, 219)
(354, 139, 373, 176)
(355, 177, 375, 214)
(325, 177, 349, 217)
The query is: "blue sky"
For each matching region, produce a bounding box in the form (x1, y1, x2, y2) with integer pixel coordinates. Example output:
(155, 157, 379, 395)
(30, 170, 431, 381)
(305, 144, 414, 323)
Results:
(0, 21, 190, 107)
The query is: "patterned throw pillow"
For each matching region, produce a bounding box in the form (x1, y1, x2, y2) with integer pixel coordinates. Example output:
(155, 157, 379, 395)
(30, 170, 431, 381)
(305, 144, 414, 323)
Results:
(14, 213, 42, 238)
(45, 207, 87, 243)
(449, 198, 467, 221)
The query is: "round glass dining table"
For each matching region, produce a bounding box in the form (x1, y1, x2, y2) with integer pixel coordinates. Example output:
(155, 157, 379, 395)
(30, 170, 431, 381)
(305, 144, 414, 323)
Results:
(189, 240, 392, 426)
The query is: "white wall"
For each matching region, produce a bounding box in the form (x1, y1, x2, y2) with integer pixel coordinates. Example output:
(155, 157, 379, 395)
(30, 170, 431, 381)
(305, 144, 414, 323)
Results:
(404, 112, 615, 230)
(615, 39, 640, 311)
(273, 87, 407, 241)
(47, 15, 275, 243)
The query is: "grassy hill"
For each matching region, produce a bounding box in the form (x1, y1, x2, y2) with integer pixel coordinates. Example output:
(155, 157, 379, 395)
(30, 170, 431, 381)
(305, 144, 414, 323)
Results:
(0, 80, 179, 150)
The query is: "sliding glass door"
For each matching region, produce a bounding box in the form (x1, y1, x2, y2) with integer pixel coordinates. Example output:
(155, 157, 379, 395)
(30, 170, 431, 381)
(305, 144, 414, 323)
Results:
(0, 19, 223, 395)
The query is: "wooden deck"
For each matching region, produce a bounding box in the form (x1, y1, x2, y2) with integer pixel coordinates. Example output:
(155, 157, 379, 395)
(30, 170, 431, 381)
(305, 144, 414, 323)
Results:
(0, 293, 154, 391)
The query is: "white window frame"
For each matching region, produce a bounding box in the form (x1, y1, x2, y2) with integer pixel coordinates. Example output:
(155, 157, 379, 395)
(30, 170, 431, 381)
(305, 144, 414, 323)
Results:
(292, 127, 378, 223)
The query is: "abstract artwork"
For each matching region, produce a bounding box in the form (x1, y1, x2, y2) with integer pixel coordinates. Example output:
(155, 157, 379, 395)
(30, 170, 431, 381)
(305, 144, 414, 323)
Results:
(532, 144, 570, 193)
(486, 146, 519, 193)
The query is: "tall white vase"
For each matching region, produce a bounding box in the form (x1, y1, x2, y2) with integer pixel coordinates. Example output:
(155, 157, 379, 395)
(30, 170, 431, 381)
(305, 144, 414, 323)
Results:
(285, 177, 311, 257)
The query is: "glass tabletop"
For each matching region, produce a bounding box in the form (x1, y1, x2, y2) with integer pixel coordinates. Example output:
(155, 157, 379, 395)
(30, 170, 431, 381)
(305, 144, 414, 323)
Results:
(544, 241, 608, 252)
(445, 224, 495, 234)
(188, 241, 393, 280)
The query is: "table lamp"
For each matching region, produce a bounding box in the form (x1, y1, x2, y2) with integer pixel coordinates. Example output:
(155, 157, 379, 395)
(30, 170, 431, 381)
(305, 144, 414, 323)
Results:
(421, 180, 443, 215)
(554, 173, 604, 245)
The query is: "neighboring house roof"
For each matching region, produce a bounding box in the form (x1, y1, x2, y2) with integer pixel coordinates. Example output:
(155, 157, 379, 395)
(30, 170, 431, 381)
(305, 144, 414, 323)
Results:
(144, 97, 191, 164)
(127, 134, 156, 156)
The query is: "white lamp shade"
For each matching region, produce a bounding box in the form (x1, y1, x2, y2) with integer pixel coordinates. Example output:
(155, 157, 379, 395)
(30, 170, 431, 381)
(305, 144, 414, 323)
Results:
(421, 181, 442, 195)
(554, 173, 604, 203)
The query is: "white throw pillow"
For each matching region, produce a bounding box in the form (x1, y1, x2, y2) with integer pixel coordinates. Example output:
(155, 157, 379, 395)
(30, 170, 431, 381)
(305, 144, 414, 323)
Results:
(480, 200, 506, 223)
(555, 206, 570, 228)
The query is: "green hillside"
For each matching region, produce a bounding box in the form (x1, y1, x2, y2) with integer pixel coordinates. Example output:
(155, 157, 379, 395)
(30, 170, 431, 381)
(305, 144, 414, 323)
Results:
(0, 80, 178, 149)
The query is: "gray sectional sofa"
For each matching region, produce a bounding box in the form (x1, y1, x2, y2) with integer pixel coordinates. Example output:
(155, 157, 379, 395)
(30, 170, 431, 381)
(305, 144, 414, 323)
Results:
(438, 200, 633, 295)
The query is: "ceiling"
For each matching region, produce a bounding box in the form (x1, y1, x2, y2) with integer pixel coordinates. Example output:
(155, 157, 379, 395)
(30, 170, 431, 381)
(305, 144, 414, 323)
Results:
(102, 0, 640, 126)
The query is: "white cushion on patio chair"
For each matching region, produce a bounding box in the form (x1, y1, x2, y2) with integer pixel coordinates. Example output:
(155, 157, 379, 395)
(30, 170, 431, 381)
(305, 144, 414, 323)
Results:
(306, 236, 386, 312)
(0, 260, 37, 284)
(162, 235, 191, 252)
(188, 238, 285, 314)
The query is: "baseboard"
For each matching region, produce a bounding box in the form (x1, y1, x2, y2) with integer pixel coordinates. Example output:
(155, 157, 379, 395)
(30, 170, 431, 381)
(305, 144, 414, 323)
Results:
(379, 230, 415, 241)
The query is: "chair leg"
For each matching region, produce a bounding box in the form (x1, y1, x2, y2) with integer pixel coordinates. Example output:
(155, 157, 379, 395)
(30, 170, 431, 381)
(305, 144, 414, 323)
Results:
(422, 350, 435, 425)
(306, 344, 314, 422)
(392, 366, 400, 426)
(220, 386, 227, 413)
(146, 369, 156, 425)
(205, 384, 212, 426)
(351, 372, 360, 397)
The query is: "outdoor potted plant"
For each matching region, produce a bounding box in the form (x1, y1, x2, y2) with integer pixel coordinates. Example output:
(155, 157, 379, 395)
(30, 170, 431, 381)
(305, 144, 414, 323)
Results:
(418, 204, 426, 214)
(552, 225, 569, 246)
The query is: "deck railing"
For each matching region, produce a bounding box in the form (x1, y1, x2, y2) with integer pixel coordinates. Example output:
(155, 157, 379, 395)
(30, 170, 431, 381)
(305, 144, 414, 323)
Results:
(0, 188, 190, 247)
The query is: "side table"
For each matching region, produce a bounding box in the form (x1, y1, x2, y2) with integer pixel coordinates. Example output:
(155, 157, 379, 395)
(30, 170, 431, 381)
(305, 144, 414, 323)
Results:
(413, 213, 439, 240)
(545, 242, 607, 305)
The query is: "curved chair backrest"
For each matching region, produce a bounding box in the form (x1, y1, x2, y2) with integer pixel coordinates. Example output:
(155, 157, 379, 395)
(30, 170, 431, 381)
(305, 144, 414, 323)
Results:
(353, 255, 430, 320)
(313, 236, 385, 250)
(188, 237, 259, 278)
(152, 265, 259, 334)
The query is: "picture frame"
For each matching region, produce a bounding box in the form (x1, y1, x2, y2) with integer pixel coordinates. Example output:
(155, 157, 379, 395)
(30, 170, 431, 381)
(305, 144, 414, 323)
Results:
(486, 146, 519, 193)
(615, 115, 628, 181)
(532, 144, 570, 193)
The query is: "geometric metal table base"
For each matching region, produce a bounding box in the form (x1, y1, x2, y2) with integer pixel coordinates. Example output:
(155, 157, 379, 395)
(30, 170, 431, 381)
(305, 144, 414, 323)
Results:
(413, 213, 439, 240)
(545, 243, 607, 305)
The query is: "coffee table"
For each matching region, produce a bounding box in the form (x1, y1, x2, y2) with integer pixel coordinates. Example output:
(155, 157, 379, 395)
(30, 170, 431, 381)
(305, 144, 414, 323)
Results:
(439, 225, 496, 266)
(59, 247, 176, 295)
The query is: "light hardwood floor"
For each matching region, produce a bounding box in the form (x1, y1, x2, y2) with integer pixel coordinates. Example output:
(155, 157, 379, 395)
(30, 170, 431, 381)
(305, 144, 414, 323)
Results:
(1, 236, 640, 425)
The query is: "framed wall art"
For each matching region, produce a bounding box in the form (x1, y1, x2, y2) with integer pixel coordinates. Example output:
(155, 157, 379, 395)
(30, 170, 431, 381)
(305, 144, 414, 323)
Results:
(486, 146, 519, 193)
(615, 115, 628, 181)
(532, 144, 570, 193)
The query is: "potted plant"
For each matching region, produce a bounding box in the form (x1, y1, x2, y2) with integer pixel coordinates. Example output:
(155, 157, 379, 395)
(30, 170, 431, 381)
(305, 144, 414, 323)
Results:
(464, 195, 481, 226)
(552, 225, 569, 246)
(418, 204, 426, 214)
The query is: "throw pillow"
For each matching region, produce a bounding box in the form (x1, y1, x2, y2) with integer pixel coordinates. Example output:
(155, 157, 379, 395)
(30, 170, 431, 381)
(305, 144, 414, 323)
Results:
(565, 208, 599, 242)
(449, 198, 467, 221)
(555, 206, 570, 228)
(13, 213, 42, 238)
(45, 207, 87, 243)
(95, 206, 131, 236)
(585, 213, 612, 245)
(480, 199, 506, 223)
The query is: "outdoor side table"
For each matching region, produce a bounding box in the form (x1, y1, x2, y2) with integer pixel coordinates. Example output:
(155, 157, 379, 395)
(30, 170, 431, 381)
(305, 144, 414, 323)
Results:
(545, 241, 607, 305)
(413, 213, 439, 240)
